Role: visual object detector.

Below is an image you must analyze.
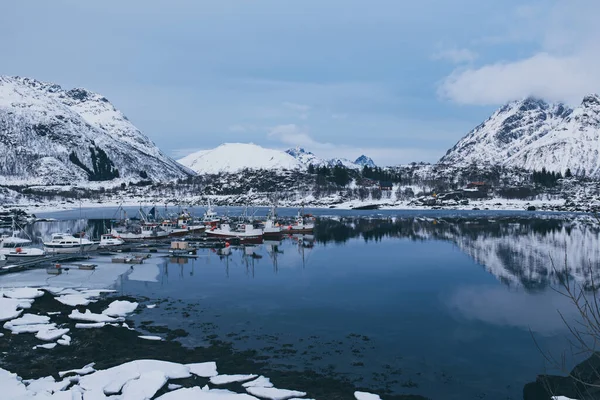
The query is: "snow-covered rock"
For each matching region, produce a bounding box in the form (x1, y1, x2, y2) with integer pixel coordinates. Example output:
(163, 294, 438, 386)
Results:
(441, 95, 600, 177)
(0, 76, 191, 185)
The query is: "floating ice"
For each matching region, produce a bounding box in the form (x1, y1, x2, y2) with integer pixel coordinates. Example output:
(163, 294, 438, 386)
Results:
(168, 384, 183, 390)
(210, 374, 258, 385)
(245, 386, 306, 400)
(5, 313, 50, 326)
(69, 309, 118, 323)
(102, 300, 138, 317)
(79, 289, 117, 297)
(47, 311, 62, 315)
(0, 368, 29, 398)
(59, 363, 96, 377)
(156, 387, 258, 399)
(75, 322, 106, 329)
(36, 327, 70, 341)
(57, 334, 71, 346)
(147, 304, 157, 309)
(6, 323, 57, 334)
(139, 335, 163, 341)
(0, 333, 3, 337)
(33, 343, 57, 350)
(243, 376, 273, 388)
(56, 294, 94, 307)
(186, 362, 218, 378)
(354, 392, 382, 400)
(2, 287, 44, 299)
(121, 370, 168, 400)
(79, 360, 191, 395)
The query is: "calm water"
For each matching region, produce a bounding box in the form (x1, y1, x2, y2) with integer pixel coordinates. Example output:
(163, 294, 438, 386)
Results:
(25, 209, 600, 399)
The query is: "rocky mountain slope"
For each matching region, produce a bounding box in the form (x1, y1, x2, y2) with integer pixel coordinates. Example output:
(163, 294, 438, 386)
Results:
(179, 143, 376, 174)
(0, 76, 191, 185)
(441, 95, 600, 177)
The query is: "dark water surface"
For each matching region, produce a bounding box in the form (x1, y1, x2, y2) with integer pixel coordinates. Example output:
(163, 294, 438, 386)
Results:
(27, 209, 600, 399)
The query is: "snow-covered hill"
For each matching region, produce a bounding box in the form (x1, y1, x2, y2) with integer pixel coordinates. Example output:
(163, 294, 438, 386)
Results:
(0, 76, 190, 185)
(179, 144, 376, 174)
(178, 143, 303, 174)
(441, 95, 600, 177)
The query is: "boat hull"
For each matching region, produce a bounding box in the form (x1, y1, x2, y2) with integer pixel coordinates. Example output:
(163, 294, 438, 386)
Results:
(43, 243, 98, 254)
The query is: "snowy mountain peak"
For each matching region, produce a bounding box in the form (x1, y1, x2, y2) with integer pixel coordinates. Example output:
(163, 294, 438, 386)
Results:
(0, 75, 190, 185)
(441, 94, 600, 177)
(178, 143, 303, 174)
(354, 155, 376, 168)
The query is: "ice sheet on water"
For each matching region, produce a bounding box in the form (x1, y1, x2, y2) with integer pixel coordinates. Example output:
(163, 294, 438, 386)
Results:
(210, 374, 258, 385)
(69, 309, 119, 323)
(35, 327, 70, 341)
(59, 363, 95, 377)
(245, 386, 306, 400)
(102, 300, 138, 317)
(0, 368, 29, 398)
(0, 305, 22, 322)
(33, 343, 57, 350)
(147, 304, 157, 309)
(5, 313, 50, 326)
(354, 392, 382, 400)
(121, 370, 168, 400)
(186, 362, 218, 378)
(79, 360, 191, 395)
(242, 376, 273, 388)
(75, 322, 106, 329)
(156, 387, 258, 399)
(56, 294, 94, 306)
(57, 334, 71, 346)
(2, 287, 44, 299)
(168, 384, 183, 391)
(138, 335, 163, 341)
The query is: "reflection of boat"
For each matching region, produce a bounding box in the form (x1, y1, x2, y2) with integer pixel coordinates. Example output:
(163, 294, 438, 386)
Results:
(43, 233, 99, 254)
(99, 234, 125, 247)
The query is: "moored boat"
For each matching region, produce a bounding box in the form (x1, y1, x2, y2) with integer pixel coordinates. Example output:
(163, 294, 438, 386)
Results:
(206, 223, 263, 242)
(99, 233, 125, 247)
(43, 233, 99, 254)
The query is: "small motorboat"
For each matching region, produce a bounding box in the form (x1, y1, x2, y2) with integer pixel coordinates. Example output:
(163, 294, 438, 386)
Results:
(99, 233, 125, 247)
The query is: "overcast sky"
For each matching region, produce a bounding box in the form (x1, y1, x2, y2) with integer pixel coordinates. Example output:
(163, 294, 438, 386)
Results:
(2, 1, 598, 165)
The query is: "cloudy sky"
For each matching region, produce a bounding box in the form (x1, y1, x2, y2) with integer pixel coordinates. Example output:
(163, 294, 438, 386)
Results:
(2, 0, 597, 165)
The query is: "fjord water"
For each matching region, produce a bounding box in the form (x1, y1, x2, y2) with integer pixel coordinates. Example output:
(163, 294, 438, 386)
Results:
(32, 210, 598, 399)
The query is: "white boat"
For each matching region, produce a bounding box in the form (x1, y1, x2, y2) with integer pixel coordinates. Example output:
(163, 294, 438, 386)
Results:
(43, 233, 99, 254)
(202, 200, 221, 227)
(1, 234, 45, 262)
(207, 223, 263, 240)
(99, 234, 125, 247)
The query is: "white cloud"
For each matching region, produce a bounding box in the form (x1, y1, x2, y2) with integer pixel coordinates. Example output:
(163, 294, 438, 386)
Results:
(432, 47, 478, 64)
(282, 101, 310, 120)
(439, 1, 600, 105)
(268, 124, 331, 148)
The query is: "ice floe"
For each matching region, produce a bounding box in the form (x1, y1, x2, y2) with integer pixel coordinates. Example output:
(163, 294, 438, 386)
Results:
(138, 335, 163, 341)
(56, 294, 95, 306)
(69, 309, 119, 323)
(355, 391, 382, 400)
(75, 322, 106, 329)
(147, 304, 157, 309)
(210, 374, 259, 385)
(243, 376, 273, 388)
(121, 370, 168, 400)
(156, 387, 258, 399)
(246, 386, 307, 400)
(2, 287, 44, 299)
(59, 363, 96, 377)
(35, 327, 70, 341)
(102, 300, 138, 317)
(57, 334, 71, 346)
(186, 362, 218, 378)
(168, 383, 183, 390)
(33, 343, 57, 350)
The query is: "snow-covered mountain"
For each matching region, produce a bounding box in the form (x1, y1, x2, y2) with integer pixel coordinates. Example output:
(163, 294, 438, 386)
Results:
(0, 76, 190, 185)
(179, 144, 376, 174)
(178, 143, 303, 174)
(285, 147, 373, 169)
(441, 95, 600, 177)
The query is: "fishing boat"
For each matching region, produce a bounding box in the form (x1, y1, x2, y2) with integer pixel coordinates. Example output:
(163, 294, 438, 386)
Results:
(111, 223, 169, 240)
(206, 223, 263, 242)
(202, 200, 221, 227)
(263, 204, 282, 238)
(43, 233, 99, 254)
(282, 207, 315, 233)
